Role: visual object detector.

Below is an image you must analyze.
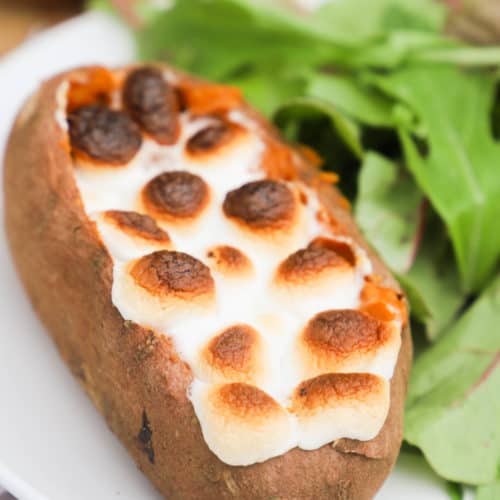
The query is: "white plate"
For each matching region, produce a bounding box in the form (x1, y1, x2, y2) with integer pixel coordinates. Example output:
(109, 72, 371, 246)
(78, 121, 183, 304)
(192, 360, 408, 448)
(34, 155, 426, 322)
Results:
(0, 12, 451, 500)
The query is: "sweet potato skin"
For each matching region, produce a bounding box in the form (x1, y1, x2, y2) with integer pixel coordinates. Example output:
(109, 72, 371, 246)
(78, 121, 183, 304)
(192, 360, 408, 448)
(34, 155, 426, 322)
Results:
(4, 67, 412, 500)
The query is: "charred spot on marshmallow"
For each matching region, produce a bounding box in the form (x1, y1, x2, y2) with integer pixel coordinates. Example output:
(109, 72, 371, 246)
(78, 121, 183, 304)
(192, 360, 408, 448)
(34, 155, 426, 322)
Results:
(186, 119, 232, 154)
(308, 237, 356, 266)
(130, 250, 214, 299)
(292, 373, 385, 414)
(206, 245, 252, 276)
(103, 210, 170, 243)
(223, 180, 295, 231)
(204, 325, 259, 379)
(142, 171, 209, 222)
(276, 244, 351, 285)
(123, 66, 180, 145)
(213, 383, 282, 421)
(68, 105, 142, 165)
(303, 309, 388, 358)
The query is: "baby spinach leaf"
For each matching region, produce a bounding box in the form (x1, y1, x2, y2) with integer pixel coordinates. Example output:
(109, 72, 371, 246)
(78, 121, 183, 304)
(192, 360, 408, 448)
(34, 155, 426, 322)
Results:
(310, 0, 446, 45)
(405, 275, 500, 484)
(226, 67, 309, 117)
(401, 235, 464, 340)
(372, 65, 500, 292)
(477, 481, 500, 500)
(307, 74, 395, 127)
(354, 152, 422, 272)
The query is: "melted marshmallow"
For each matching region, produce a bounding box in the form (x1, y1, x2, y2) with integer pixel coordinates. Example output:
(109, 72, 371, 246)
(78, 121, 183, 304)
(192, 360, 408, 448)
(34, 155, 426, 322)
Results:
(62, 70, 402, 466)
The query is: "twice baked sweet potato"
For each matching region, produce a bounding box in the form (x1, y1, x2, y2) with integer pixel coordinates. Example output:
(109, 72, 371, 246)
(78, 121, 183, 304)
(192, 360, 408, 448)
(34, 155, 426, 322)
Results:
(4, 64, 412, 499)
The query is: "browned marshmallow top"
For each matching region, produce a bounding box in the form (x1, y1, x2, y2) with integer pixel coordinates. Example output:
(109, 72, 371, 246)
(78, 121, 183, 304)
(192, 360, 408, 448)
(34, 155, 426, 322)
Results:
(142, 171, 209, 222)
(291, 372, 385, 414)
(303, 309, 388, 357)
(186, 118, 233, 154)
(123, 66, 180, 144)
(103, 210, 170, 243)
(213, 383, 283, 421)
(276, 242, 352, 284)
(203, 325, 260, 379)
(68, 105, 142, 165)
(223, 180, 296, 231)
(130, 250, 214, 299)
(206, 245, 253, 276)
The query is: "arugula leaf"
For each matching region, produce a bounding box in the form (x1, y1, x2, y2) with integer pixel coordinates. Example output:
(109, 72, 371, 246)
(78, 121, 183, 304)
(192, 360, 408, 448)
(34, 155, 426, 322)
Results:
(225, 66, 309, 117)
(371, 65, 500, 292)
(477, 481, 500, 500)
(310, 0, 446, 45)
(307, 74, 396, 127)
(405, 275, 500, 484)
(354, 152, 422, 272)
(401, 233, 464, 340)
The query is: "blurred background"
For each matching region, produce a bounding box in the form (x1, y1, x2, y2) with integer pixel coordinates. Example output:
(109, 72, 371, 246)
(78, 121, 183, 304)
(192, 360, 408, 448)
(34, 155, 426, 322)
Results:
(0, 0, 83, 55)
(3, 0, 500, 56)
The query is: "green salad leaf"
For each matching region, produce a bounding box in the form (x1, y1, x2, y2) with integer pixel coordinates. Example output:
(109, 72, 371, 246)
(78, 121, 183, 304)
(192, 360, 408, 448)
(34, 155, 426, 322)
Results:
(307, 74, 396, 127)
(225, 65, 309, 117)
(477, 481, 500, 500)
(355, 152, 422, 272)
(309, 0, 446, 45)
(400, 232, 464, 340)
(354, 152, 464, 337)
(371, 65, 500, 292)
(405, 275, 500, 484)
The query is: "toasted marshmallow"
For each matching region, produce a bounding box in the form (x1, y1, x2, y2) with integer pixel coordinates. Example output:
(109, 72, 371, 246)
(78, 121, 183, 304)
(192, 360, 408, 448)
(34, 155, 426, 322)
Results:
(190, 381, 295, 466)
(122, 66, 181, 145)
(291, 373, 390, 449)
(94, 210, 171, 261)
(112, 250, 215, 331)
(296, 309, 401, 379)
(65, 66, 405, 468)
(195, 324, 269, 385)
(181, 115, 265, 197)
(272, 239, 363, 320)
(68, 105, 142, 166)
(223, 179, 296, 233)
(206, 245, 253, 279)
(185, 117, 243, 157)
(141, 171, 210, 224)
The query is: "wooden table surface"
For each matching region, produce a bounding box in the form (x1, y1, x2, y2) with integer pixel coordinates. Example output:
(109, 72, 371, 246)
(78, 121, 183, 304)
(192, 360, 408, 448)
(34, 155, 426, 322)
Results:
(0, 0, 83, 55)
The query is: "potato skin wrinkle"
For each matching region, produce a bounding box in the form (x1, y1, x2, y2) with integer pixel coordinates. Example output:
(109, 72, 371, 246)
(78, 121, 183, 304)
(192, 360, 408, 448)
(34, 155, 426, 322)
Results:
(4, 64, 411, 500)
